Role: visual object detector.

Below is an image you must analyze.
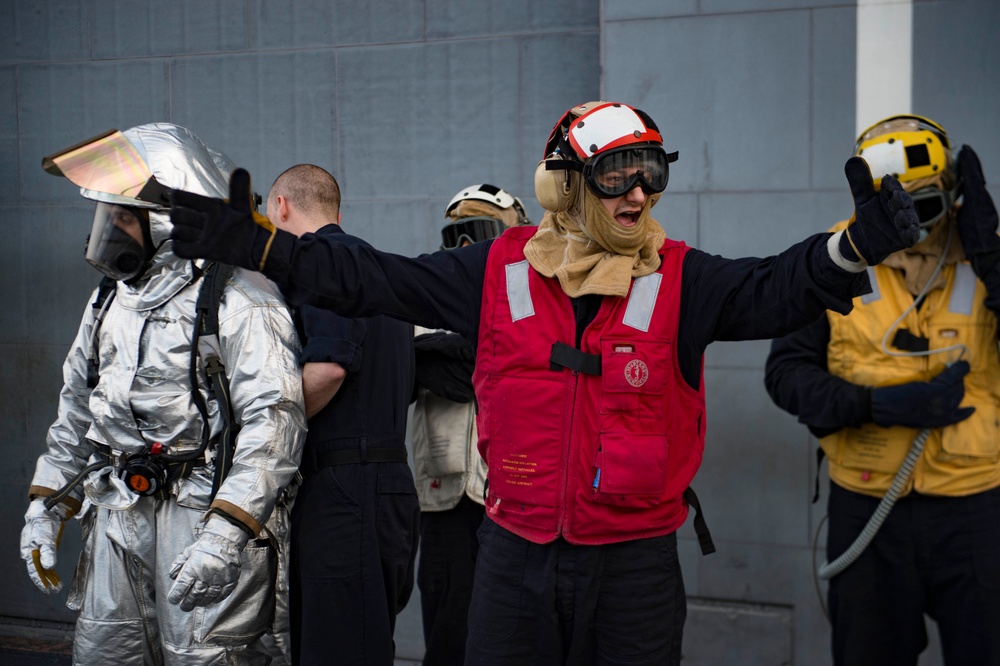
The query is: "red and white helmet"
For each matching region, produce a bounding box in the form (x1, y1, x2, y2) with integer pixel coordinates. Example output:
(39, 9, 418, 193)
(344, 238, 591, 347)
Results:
(535, 102, 678, 210)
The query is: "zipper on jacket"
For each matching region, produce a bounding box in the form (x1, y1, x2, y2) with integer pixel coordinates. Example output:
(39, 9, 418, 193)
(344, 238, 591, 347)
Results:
(556, 369, 580, 535)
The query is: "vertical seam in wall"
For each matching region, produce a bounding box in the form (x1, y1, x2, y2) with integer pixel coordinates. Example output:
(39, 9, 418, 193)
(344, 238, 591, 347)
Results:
(14, 63, 21, 206)
(86, 0, 93, 60)
(517, 36, 524, 198)
(334, 48, 341, 180)
(246, 0, 253, 50)
(808, 7, 814, 190)
(598, 0, 605, 100)
(696, 191, 701, 249)
(167, 59, 173, 122)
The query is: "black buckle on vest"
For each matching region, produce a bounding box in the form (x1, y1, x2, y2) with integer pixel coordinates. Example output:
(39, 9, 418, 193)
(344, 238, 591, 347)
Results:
(549, 342, 602, 376)
(892, 329, 930, 353)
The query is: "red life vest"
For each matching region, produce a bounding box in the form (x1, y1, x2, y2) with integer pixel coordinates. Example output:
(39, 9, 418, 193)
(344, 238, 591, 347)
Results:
(473, 226, 706, 545)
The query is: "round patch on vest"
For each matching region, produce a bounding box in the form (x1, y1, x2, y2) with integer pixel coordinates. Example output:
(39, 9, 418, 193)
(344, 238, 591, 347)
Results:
(624, 359, 649, 387)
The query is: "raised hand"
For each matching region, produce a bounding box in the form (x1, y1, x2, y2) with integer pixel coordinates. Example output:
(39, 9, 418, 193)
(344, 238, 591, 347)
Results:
(170, 168, 277, 270)
(842, 156, 920, 265)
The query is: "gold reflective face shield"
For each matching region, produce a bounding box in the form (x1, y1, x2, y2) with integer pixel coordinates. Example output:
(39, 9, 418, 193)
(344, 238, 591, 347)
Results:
(41, 129, 172, 207)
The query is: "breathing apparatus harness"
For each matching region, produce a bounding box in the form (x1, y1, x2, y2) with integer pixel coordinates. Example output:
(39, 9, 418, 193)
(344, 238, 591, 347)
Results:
(43, 262, 238, 510)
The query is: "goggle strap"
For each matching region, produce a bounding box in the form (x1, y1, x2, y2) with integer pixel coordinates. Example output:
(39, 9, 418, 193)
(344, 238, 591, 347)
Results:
(665, 151, 679, 164)
(545, 160, 584, 173)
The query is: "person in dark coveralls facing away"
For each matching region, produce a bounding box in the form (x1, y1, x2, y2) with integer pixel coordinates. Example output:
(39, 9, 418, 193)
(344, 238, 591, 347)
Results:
(265, 164, 418, 666)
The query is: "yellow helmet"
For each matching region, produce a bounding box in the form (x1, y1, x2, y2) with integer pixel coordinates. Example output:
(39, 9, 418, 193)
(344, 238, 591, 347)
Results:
(853, 114, 953, 191)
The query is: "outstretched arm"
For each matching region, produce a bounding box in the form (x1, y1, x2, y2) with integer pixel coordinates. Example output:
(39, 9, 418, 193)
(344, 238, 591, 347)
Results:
(170, 168, 488, 340)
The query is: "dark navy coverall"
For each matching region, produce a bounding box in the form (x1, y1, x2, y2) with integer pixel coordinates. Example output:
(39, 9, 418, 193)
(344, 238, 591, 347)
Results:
(288, 224, 418, 666)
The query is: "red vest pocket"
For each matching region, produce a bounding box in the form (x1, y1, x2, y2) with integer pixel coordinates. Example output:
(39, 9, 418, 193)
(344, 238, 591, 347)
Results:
(599, 339, 669, 419)
(591, 431, 669, 508)
(488, 375, 567, 508)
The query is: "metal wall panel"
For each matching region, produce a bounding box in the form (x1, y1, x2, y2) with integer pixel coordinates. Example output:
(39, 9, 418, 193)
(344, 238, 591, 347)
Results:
(914, 0, 1000, 182)
(17, 60, 171, 204)
(604, 11, 813, 193)
(256, 0, 426, 49)
(0, 68, 18, 205)
(170, 51, 340, 195)
(91, 0, 251, 58)
(0, 0, 90, 64)
(426, 0, 598, 38)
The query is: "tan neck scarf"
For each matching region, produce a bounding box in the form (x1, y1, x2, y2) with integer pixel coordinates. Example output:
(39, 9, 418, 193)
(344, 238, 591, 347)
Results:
(882, 216, 964, 296)
(523, 188, 666, 297)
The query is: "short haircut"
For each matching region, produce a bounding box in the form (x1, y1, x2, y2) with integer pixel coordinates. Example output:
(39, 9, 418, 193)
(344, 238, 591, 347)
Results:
(269, 164, 341, 220)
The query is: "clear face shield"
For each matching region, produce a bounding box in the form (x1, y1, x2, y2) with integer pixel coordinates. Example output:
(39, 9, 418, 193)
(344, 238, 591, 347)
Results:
(911, 185, 961, 232)
(84, 203, 151, 281)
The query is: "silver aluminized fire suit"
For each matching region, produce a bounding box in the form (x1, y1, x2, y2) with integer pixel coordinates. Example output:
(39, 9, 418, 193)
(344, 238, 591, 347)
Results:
(24, 124, 306, 665)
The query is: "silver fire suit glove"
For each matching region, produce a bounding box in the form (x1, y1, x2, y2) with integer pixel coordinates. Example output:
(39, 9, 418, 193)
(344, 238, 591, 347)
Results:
(20, 499, 73, 594)
(167, 515, 252, 612)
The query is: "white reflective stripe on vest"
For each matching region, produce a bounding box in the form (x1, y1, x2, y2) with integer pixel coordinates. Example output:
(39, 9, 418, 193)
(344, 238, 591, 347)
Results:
(949, 263, 976, 315)
(623, 272, 662, 332)
(861, 266, 881, 305)
(505, 260, 535, 321)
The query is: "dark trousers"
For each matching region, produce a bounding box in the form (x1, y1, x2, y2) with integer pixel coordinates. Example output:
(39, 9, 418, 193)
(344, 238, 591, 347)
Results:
(465, 519, 686, 666)
(418, 496, 484, 666)
(827, 482, 1000, 666)
(289, 462, 420, 666)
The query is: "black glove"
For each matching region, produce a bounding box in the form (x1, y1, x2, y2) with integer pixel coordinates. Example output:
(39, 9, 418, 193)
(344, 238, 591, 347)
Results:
(170, 168, 276, 270)
(414, 332, 476, 403)
(414, 331, 475, 361)
(956, 145, 1000, 273)
(841, 157, 920, 265)
(870, 361, 975, 429)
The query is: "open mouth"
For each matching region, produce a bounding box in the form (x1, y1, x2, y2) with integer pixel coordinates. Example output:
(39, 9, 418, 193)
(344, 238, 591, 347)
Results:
(616, 210, 640, 227)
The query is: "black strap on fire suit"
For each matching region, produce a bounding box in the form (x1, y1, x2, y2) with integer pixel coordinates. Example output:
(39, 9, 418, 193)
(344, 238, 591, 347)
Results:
(195, 263, 238, 498)
(683, 486, 716, 555)
(86, 277, 118, 389)
(549, 341, 602, 376)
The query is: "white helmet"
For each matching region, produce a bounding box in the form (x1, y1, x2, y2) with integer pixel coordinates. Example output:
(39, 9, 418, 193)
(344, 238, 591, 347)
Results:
(441, 184, 530, 249)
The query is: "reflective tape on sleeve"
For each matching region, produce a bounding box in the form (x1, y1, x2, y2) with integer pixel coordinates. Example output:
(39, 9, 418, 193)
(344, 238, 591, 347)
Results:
(861, 267, 881, 305)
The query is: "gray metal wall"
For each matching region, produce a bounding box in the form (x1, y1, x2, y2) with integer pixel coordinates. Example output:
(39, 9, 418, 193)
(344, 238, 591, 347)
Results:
(1, 0, 997, 664)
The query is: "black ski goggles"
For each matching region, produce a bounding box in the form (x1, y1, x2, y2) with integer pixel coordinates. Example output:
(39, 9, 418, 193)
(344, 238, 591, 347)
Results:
(910, 185, 961, 228)
(441, 216, 506, 249)
(582, 145, 677, 198)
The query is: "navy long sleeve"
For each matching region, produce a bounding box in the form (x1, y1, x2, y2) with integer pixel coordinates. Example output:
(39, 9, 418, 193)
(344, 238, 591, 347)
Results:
(764, 316, 873, 438)
(261, 227, 868, 391)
